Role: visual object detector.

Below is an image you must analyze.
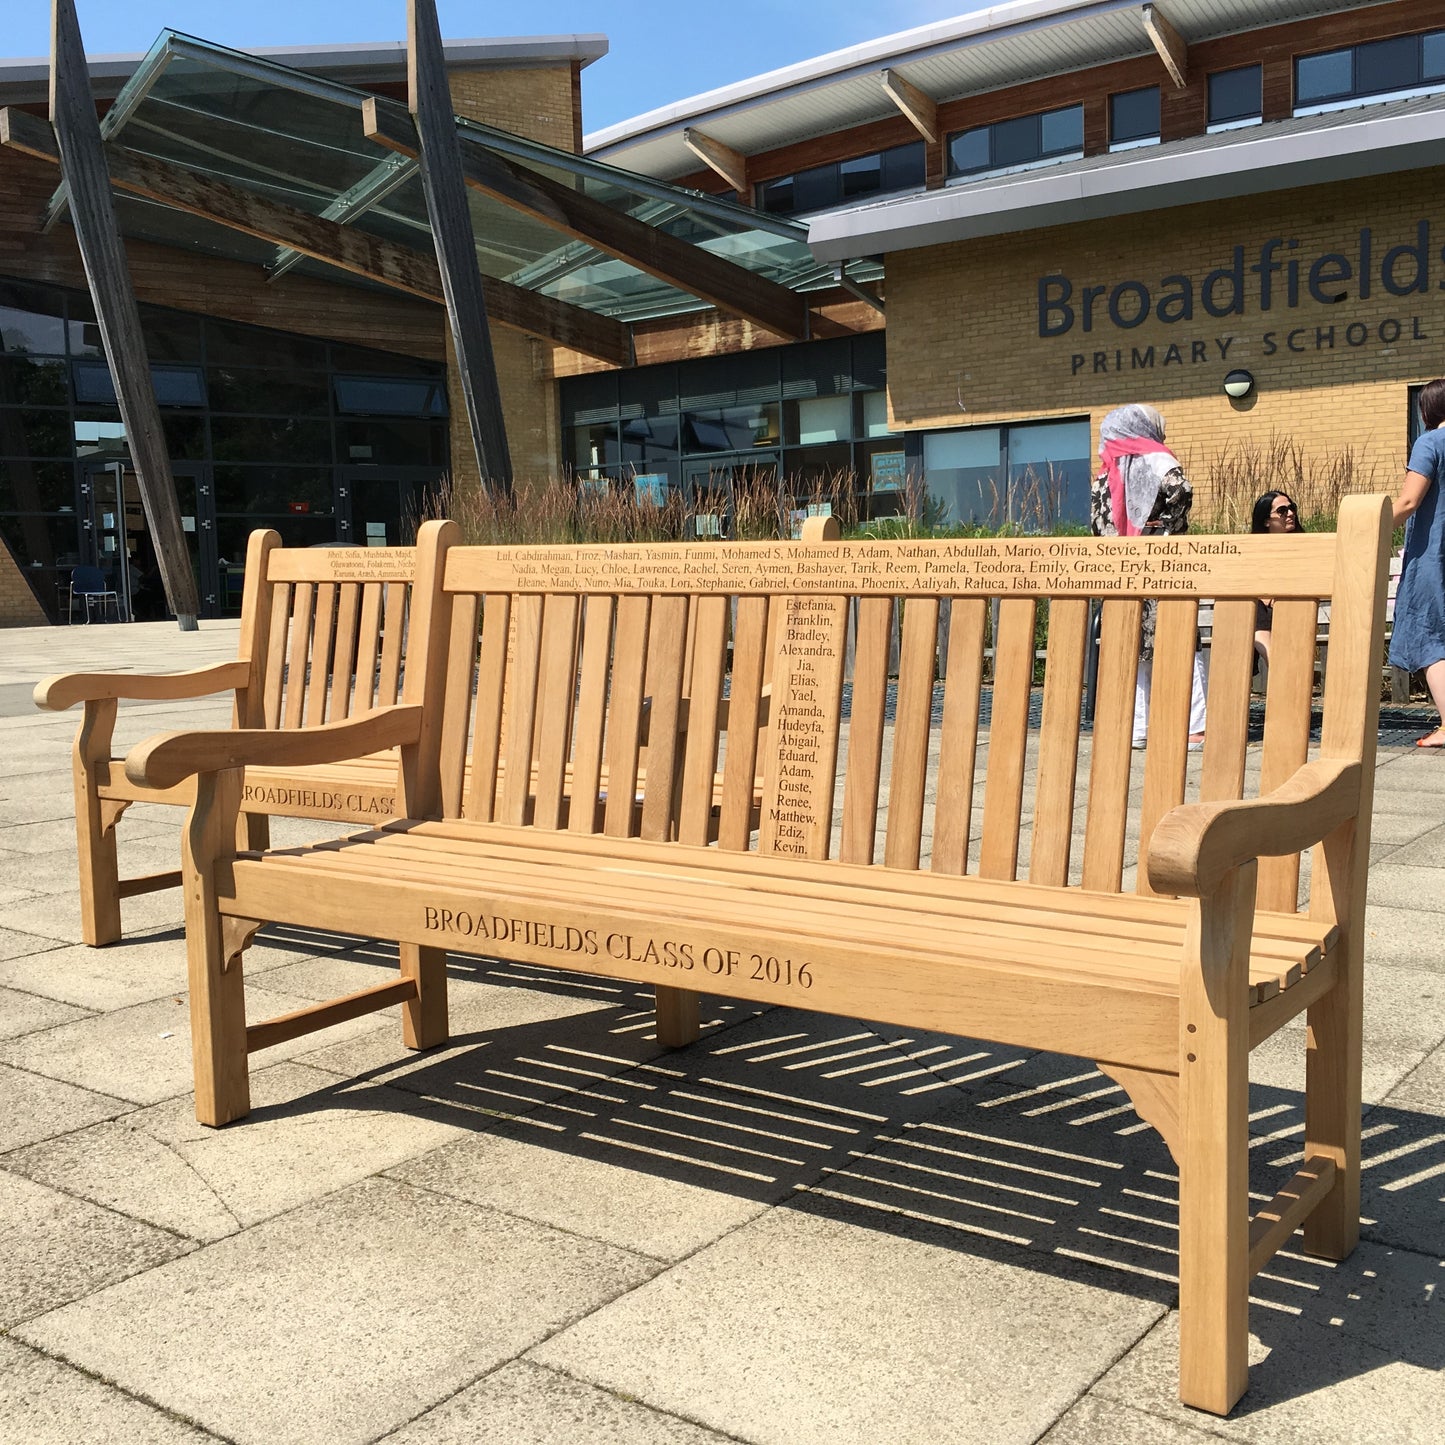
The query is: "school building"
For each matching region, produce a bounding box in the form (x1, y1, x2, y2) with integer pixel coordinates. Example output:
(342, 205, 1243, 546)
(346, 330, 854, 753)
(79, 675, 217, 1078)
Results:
(2, 0, 1441, 623)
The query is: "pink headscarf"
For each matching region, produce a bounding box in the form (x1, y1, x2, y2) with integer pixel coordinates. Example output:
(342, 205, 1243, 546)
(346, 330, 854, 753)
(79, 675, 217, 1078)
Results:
(1098, 405, 1178, 536)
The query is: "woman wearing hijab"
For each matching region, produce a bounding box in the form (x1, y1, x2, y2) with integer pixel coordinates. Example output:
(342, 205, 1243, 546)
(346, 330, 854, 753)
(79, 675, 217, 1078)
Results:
(1089, 403, 1206, 750)
(1391, 378, 1445, 748)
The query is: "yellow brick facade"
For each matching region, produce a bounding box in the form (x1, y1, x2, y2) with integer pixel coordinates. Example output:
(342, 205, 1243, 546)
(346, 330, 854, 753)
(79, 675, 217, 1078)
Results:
(0, 542, 47, 626)
(444, 64, 577, 493)
(886, 167, 1445, 509)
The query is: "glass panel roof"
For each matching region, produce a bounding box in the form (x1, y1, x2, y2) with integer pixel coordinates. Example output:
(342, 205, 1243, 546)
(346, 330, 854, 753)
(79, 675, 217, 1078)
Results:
(51, 31, 879, 328)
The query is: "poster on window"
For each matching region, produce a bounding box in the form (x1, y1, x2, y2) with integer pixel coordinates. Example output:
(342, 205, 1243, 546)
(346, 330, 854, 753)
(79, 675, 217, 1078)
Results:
(634, 473, 669, 507)
(871, 450, 907, 492)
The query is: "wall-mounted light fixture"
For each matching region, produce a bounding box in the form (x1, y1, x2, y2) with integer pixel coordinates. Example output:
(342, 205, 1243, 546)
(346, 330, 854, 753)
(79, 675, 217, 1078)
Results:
(1222, 369, 1254, 399)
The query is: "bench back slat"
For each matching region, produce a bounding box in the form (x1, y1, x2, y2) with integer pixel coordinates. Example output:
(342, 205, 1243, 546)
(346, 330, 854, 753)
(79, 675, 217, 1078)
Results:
(979, 597, 1037, 882)
(532, 594, 581, 831)
(603, 594, 653, 837)
(841, 597, 893, 865)
(1083, 599, 1143, 893)
(884, 596, 939, 871)
(639, 595, 689, 841)
(1030, 597, 1088, 888)
(718, 595, 770, 852)
(568, 596, 614, 835)
(1199, 599, 1256, 804)
(438, 592, 479, 818)
(304, 583, 337, 726)
(499, 593, 545, 827)
(328, 582, 361, 719)
(282, 583, 315, 730)
(1137, 600, 1199, 897)
(1257, 596, 1319, 910)
(261, 580, 290, 729)
(931, 596, 987, 876)
(678, 595, 729, 846)
(465, 594, 511, 823)
(354, 582, 385, 710)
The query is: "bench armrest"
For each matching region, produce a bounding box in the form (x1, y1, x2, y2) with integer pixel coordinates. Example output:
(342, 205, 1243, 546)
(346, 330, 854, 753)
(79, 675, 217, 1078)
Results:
(34, 661, 253, 711)
(1146, 758, 1362, 898)
(123, 705, 423, 791)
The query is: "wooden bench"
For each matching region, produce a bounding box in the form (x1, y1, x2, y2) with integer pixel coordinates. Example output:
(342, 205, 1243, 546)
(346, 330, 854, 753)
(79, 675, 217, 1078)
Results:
(35, 529, 420, 945)
(125, 500, 1393, 1416)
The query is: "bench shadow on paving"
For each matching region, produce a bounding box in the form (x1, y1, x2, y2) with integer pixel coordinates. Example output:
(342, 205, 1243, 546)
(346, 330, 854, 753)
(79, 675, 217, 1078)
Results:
(195, 926, 1444, 1414)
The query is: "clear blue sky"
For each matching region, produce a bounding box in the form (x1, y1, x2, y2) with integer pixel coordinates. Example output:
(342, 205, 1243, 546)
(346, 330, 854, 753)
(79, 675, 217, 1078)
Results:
(10, 1, 970, 133)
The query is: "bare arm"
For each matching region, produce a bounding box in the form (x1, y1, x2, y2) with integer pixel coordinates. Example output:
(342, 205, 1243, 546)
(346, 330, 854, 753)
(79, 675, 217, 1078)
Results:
(1394, 469, 1433, 526)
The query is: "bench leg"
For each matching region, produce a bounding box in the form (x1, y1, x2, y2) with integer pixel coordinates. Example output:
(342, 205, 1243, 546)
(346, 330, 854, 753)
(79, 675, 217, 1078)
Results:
(183, 772, 250, 1127)
(73, 700, 122, 946)
(655, 986, 701, 1048)
(1303, 822, 1362, 1259)
(1177, 863, 1254, 1416)
(400, 943, 448, 1049)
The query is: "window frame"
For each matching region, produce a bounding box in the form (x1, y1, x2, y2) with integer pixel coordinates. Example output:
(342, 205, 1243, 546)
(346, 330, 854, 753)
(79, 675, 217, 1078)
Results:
(1294, 28, 1445, 114)
(947, 104, 1085, 181)
(1109, 85, 1161, 148)
(1206, 64, 1264, 130)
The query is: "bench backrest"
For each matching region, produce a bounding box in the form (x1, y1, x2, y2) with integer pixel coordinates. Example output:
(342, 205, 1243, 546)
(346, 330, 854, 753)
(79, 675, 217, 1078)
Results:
(234, 530, 417, 733)
(405, 496, 1390, 914)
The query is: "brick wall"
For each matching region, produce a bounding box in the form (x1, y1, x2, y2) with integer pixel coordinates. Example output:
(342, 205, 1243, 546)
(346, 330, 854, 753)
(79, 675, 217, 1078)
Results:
(885, 166, 1445, 510)
(0, 539, 47, 627)
(445, 64, 578, 488)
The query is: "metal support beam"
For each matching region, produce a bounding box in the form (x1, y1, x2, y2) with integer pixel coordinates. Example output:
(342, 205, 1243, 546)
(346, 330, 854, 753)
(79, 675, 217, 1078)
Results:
(407, 0, 511, 495)
(364, 102, 810, 341)
(1142, 4, 1189, 89)
(269, 152, 417, 281)
(0, 106, 632, 367)
(880, 69, 938, 145)
(683, 127, 748, 194)
(47, 0, 199, 629)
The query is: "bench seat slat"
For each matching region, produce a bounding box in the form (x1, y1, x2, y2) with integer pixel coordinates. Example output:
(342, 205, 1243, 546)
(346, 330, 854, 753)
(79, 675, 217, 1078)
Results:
(245, 826, 1327, 1005)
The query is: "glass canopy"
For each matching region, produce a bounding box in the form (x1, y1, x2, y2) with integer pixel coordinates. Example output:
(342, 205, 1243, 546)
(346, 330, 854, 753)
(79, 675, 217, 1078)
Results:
(49, 31, 879, 329)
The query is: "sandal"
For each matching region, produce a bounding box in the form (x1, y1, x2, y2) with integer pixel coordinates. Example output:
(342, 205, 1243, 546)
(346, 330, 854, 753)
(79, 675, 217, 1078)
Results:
(1415, 729, 1445, 749)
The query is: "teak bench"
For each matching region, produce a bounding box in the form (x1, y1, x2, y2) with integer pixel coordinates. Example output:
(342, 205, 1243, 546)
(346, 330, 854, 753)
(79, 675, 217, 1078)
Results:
(36, 530, 420, 945)
(126, 500, 1392, 1416)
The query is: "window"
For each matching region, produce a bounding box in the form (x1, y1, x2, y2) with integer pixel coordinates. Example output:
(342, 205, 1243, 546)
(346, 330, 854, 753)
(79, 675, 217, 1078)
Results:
(948, 105, 1083, 180)
(1295, 29, 1445, 111)
(756, 142, 925, 216)
(921, 419, 1091, 528)
(1207, 65, 1263, 126)
(1110, 86, 1160, 146)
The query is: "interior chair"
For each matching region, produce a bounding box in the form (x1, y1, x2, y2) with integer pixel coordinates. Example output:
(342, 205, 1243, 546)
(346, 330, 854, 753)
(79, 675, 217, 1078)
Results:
(69, 565, 121, 623)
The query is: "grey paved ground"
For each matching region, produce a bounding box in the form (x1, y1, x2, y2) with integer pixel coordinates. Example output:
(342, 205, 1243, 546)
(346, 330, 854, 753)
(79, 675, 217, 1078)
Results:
(0, 618, 1441, 1444)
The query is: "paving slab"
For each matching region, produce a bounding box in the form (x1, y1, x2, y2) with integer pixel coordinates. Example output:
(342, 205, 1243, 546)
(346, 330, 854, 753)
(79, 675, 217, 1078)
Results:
(0, 1337, 220, 1445)
(18, 1177, 659, 1445)
(1039, 1394, 1227, 1443)
(0, 986, 392, 1106)
(0, 984, 91, 1040)
(0, 929, 308, 1013)
(1367, 862, 1445, 914)
(0, 1061, 130, 1153)
(6, 1060, 470, 1242)
(0, 1169, 194, 1329)
(377, 1360, 734, 1444)
(390, 1009, 969, 1262)
(1094, 1284, 1445, 1445)
(533, 1193, 1165, 1445)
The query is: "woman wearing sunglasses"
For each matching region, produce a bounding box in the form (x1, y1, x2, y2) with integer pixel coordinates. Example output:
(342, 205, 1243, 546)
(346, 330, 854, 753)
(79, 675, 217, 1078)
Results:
(1392, 378, 1445, 749)
(1249, 490, 1302, 667)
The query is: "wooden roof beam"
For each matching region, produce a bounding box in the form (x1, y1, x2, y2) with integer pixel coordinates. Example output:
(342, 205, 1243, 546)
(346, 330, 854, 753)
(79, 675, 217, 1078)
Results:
(682, 127, 749, 195)
(0, 105, 632, 367)
(880, 69, 938, 145)
(407, 0, 510, 496)
(1142, 4, 1188, 89)
(47, 0, 200, 630)
(365, 101, 809, 341)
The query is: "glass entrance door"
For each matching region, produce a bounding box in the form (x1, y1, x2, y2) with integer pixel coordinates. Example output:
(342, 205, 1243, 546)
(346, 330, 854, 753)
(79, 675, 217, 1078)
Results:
(81, 461, 208, 621)
(343, 465, 446, 547)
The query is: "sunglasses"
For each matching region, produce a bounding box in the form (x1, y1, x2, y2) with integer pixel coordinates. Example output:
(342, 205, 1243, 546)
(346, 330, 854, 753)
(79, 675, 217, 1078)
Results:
(1270, 504, 1298, 517)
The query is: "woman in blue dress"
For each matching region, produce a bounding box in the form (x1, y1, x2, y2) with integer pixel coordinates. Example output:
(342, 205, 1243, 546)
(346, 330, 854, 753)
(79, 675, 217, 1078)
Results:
(1392, 378, 1445, 748)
